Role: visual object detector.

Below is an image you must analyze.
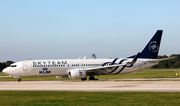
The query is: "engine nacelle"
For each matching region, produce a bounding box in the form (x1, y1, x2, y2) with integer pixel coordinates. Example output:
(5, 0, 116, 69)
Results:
(68, 69, 86, 79)
(56, 76, 68, 79)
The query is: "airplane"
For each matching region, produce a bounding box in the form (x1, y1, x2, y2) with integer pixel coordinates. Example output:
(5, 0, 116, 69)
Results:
(2, 30, 175, 82)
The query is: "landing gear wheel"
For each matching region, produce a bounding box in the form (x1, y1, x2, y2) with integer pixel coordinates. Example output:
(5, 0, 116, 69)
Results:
(18, 78, 21, 82)
(89, 76, 95, 80)
(81, 77, 87, 81)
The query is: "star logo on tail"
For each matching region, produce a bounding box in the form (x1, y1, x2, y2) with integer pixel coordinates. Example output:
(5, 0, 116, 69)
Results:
(149, 41, 159, 52)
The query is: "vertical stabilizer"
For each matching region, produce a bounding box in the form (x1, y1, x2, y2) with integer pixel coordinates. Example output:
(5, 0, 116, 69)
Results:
(129, 30, 163, 59)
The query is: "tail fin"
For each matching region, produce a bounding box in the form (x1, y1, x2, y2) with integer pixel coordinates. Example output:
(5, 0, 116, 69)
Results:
(128, 30, 163, 59)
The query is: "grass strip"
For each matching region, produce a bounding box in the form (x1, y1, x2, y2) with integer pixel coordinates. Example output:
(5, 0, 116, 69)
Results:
(0, 91, 180, 106)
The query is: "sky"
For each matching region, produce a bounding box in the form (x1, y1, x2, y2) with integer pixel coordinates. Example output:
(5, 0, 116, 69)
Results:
(0, 0, 180, 62)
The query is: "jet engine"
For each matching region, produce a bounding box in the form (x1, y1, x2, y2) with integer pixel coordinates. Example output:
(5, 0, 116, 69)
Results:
(68, 69, 86, 79)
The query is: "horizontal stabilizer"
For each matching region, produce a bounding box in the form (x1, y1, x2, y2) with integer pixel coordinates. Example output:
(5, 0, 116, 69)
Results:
(150, 57, 176, 62)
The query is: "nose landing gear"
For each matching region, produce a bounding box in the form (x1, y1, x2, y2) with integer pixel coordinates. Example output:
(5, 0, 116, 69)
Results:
(12, 76, 21, 82)
(18, 78, 21, 82)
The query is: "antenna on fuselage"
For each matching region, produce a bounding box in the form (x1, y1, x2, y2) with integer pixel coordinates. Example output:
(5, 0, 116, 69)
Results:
(91, 54, 96, 59)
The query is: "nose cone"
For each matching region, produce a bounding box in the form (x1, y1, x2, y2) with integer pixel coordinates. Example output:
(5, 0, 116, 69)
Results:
(2, 68, 9, 75)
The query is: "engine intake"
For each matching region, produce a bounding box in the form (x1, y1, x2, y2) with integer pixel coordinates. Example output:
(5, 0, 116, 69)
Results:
(68, 69, 86, 79)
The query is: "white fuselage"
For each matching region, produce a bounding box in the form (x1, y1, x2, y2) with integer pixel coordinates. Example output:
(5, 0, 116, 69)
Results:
(2, 30, 164, 81)
(3, 58, 158, 78)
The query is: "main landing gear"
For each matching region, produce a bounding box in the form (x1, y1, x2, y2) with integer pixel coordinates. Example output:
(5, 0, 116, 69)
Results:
(89, 76, 95, 80)
(89, 75, 98, 80)
(81, 77, 87, 81)
(80, 76, 99, 81)
(18, 78, 21, 82)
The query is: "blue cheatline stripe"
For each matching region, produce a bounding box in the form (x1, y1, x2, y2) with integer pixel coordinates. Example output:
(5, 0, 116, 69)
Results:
(115, 58, 137, 74)
(110, 58, 118, 65)
(119, 59, 127, 64)
(114, 62, 135, 74)
(108, 59, 127, 74)
(108, 66, 119, 73)
(114, 61, 135, 74)
(115, 65, 126, 74)
(102, 62, 111, 66)
(102, 58, 118, 66)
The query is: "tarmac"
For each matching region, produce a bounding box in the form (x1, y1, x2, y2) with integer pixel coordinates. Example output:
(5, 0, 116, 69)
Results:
(0, 80, 180, 92)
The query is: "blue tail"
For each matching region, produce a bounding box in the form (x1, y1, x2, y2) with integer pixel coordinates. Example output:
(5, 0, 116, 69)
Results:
(128, 30, 163, 59)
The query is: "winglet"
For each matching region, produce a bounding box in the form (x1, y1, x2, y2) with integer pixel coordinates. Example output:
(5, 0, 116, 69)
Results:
(127, 52, 140, 65)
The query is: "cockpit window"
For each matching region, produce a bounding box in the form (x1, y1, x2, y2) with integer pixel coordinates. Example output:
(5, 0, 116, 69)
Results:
(9, 65, 17, 67)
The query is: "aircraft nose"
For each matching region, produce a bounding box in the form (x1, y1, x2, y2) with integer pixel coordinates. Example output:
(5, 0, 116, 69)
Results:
(2, 68, 9, 75)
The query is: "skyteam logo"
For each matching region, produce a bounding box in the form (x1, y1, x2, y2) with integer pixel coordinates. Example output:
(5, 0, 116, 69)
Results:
(39, 67, 51, 74)
(149, 41, 158, 52)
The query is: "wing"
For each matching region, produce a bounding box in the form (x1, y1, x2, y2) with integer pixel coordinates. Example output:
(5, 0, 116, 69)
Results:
(85, 64, 122, 75)
(85, 52, 140, 74)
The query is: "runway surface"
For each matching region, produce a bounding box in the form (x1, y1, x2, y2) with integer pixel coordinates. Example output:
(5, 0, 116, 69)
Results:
(0, 81, 180, 92)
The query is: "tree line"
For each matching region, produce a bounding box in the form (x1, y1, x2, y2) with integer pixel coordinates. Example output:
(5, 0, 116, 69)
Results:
(0, 54, 180, 72)
(154, 54, 180, 68)
(0, 61, 14, 72)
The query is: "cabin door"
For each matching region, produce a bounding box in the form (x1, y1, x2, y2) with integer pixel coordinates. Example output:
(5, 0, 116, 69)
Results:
(138, 61, 142, 69)
(23, 62, 27, 71)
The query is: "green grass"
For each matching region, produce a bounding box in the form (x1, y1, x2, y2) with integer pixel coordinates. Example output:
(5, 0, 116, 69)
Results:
(96, 69, 180, 79)
(0, 91, 180, 106)
(1, 70, 180, 106)
(0, 69, 180, 81)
